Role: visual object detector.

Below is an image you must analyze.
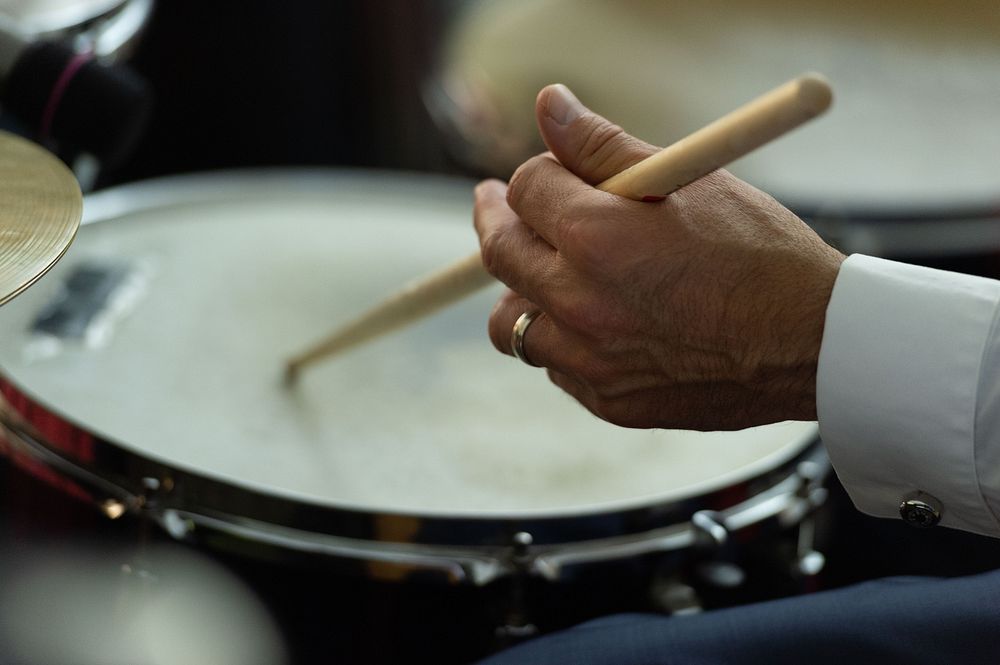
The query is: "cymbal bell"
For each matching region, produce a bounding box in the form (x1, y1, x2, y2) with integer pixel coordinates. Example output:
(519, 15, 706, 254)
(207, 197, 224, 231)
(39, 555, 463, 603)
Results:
(0, 130, 81, 306)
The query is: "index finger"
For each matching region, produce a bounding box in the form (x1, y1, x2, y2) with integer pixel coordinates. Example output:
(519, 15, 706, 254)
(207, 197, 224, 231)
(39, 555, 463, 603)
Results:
(505, 153, 612, 251)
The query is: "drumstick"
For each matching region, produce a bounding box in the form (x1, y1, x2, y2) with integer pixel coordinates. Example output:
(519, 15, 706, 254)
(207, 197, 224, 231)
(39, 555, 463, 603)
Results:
(284, 73, 832, 384)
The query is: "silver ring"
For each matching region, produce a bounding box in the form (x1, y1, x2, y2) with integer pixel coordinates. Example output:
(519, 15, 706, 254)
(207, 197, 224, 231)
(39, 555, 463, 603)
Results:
(511, 309, 544, 367)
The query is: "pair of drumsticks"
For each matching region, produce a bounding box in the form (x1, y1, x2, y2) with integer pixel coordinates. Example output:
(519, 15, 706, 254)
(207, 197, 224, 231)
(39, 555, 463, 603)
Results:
(284, 74, 833, 384)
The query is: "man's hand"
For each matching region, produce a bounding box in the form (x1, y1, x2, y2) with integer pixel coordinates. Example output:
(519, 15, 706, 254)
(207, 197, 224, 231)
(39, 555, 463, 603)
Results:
(473, 84, 845, 431)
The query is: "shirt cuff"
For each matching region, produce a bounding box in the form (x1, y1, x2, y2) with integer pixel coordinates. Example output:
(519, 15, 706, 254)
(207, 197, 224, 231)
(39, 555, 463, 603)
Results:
(817, 254, 1000, 537)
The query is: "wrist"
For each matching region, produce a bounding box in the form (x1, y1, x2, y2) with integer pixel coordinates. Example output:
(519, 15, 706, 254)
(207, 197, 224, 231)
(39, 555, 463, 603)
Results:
(752, 244, 846, 423)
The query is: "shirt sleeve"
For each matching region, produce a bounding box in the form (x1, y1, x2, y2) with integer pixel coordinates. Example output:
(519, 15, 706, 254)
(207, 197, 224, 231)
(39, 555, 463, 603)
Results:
(817, 254, 1000, 537)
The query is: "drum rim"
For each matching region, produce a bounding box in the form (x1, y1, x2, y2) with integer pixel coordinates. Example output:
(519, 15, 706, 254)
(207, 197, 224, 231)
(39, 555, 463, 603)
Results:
(0, 168, 822, 548)
(0, 377, 821, 548)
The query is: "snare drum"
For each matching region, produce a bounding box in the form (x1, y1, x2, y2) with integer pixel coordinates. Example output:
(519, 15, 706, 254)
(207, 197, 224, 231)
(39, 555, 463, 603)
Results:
(0, 171, 826, 658)
(432, 0, 1000, 273)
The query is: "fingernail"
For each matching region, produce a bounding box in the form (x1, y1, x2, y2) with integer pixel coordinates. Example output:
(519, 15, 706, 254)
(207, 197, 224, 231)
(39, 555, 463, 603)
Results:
(544, 84, 584, 126)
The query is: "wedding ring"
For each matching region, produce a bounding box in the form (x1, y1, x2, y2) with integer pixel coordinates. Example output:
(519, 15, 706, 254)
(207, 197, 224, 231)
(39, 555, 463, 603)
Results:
(511, 309, 544, 367)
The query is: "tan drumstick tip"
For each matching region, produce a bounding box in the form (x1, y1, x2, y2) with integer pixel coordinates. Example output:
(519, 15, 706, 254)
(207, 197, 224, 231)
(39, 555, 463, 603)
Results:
(284, 73, 832, 384)
(283, 252, 492, 385)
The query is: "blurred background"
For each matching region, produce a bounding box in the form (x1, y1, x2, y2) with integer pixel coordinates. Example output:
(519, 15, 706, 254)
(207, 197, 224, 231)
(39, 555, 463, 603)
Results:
(1, 1, 1000, 663)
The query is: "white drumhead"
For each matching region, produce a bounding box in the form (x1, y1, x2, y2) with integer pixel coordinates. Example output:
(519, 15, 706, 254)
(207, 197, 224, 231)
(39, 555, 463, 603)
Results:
(444, 0, 1000, 210)
(0, 172, 817, 516)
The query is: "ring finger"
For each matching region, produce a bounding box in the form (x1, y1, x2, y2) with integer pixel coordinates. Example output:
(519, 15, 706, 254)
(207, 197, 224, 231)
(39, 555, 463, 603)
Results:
(489, 291, 573, 370)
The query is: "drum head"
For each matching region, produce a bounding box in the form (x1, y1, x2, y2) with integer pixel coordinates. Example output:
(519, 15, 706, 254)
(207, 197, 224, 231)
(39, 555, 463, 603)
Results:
(441, 0, 1000, 213)
(0, 171, 817, 518)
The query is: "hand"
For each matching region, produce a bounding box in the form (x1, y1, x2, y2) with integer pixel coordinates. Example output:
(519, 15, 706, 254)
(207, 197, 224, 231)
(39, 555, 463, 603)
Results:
(473, 84, 846, 431)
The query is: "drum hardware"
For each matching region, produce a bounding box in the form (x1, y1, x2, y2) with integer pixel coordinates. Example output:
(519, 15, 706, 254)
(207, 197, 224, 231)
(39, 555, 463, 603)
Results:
(691, 510, 728, 549)
(530, 451, 829, 581)
(100, 478, 173, 521)
(155, 509, 509, 586)
(661, 458, 830, 609)
(0, 2, 154, 185)
(0, 415, 177, 529)
(82, 0, 154, 62)
(494, 531, 539, 641)
(0, 415, 137, 513)
(764, 459, 829, 532)
(794, 517, 825, 579)
(786, 460, 828, 580)
(688, 510, 747, 592)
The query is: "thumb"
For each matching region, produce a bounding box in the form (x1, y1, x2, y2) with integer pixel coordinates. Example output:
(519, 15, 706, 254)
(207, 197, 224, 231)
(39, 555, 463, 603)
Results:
(535, 84, 659, 186)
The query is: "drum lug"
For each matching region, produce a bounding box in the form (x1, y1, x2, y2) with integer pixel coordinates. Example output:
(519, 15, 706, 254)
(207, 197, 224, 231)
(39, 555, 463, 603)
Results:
(691, 510, 728, 550)
(792, 515, 826, 579)
(690, 511, 748, 590)
(784, 461, 828, 580)
(510, 531, 534, 567)
(141, 475, 174, 496)
(495, 531, 539, 643)
(779, 460, 829, 527)
(131, 475, 173, 509)
(160, 509, 197, 540)
(512, 531, 558, 580)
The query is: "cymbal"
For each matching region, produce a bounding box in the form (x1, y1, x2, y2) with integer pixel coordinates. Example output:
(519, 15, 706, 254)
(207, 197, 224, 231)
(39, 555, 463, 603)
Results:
(0, 130, 81, 306)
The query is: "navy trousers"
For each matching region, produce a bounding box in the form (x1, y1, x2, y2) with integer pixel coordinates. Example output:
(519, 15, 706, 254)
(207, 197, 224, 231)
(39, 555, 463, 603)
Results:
(476, 569, 1000, 664)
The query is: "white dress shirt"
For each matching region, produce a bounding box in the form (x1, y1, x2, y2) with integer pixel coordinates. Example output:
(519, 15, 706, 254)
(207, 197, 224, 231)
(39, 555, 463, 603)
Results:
(817, 254, 1000, 537)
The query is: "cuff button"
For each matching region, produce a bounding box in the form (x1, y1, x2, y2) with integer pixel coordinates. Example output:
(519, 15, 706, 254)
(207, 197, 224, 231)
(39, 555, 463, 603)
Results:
(899, 495, 942, 528)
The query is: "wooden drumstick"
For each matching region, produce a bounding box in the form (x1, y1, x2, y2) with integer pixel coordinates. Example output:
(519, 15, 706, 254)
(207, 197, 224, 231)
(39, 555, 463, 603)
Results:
(284, 73, 832, 384)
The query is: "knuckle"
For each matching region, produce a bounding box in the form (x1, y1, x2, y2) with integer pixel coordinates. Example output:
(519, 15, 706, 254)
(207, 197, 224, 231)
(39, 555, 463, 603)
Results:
(578, 118, 657, 177)
(506, 155, 544, 212)
(553, 208, 583, 255)
(551, 292, 593, 331)
(555, 196, 631, 269)
(558, 215, 604, 268)
(551, 293, 618, 340)
(479, 229, 507, 277)
(505, 166, 525, 210)
(487, 301, 510, 354)
(579, 119, 626, 163)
